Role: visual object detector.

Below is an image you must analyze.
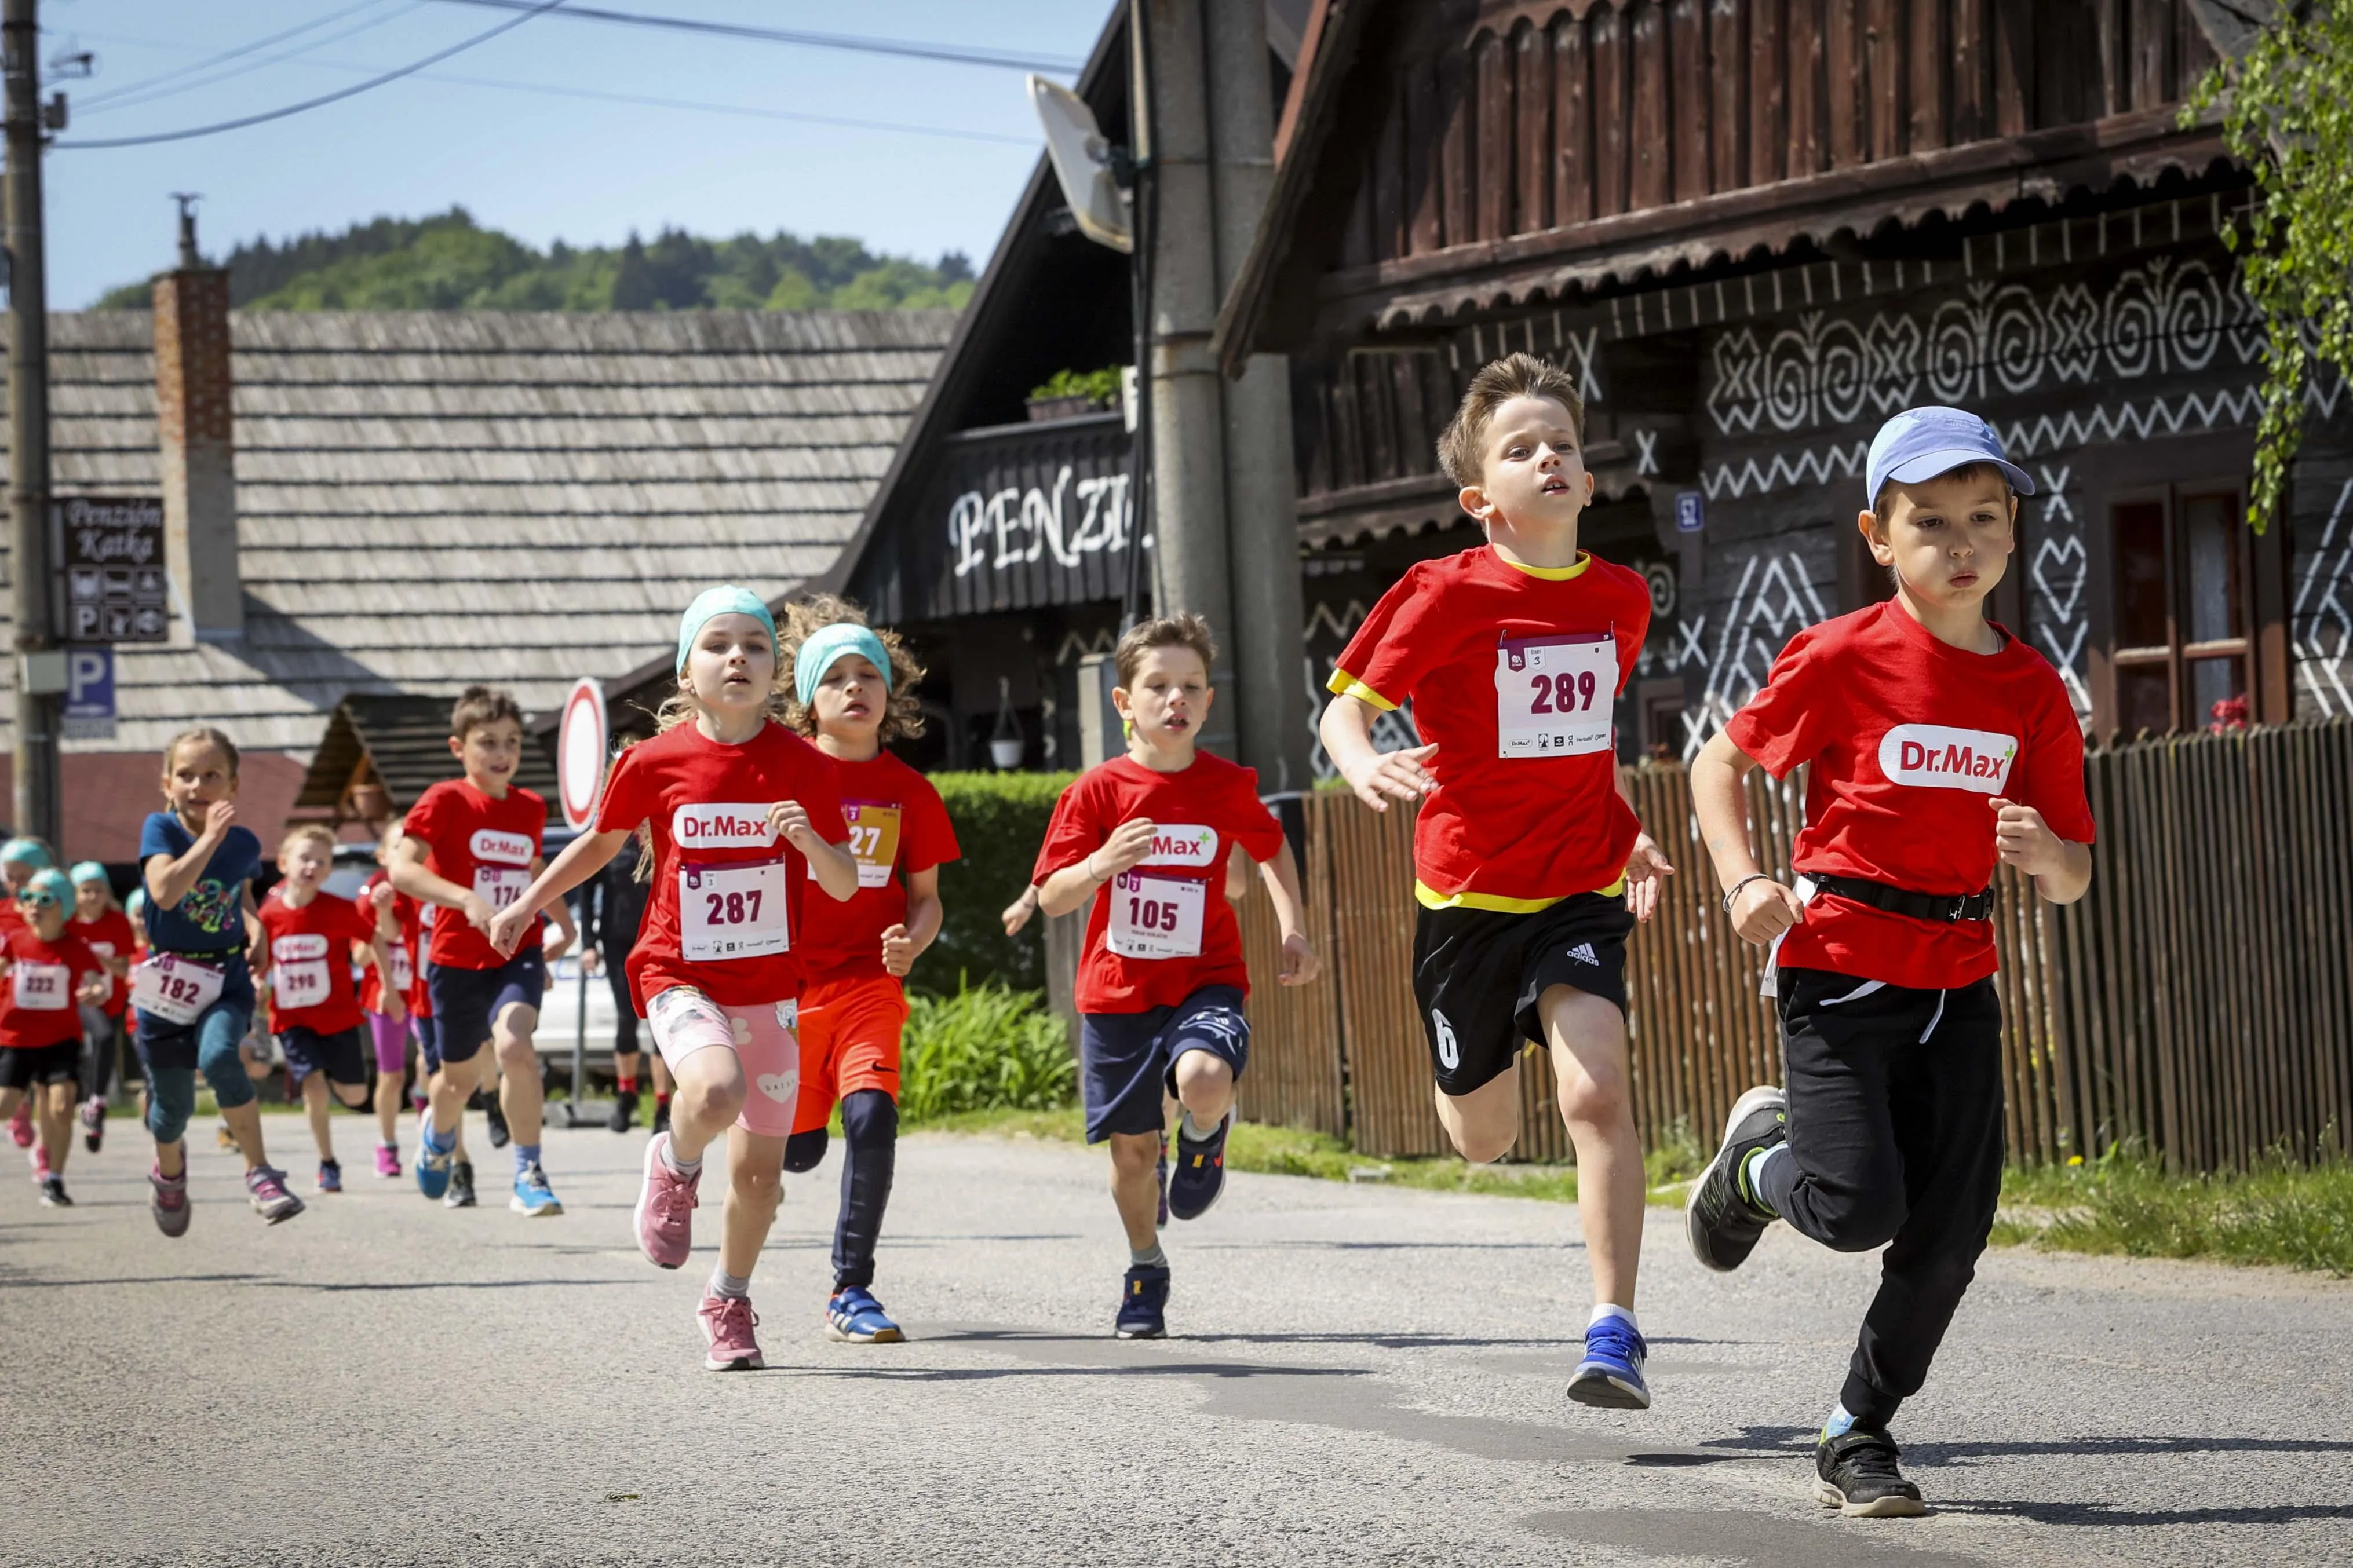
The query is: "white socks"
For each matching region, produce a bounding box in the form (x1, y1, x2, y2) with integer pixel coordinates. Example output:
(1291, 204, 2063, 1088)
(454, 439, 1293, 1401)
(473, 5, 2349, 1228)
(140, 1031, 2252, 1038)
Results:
(1588, 1302, 1639, 1333)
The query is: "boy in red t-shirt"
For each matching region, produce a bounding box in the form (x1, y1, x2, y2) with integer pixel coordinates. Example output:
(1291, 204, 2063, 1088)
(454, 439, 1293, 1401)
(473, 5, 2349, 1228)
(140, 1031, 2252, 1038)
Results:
(1687, 407, 2095, 1518)
(391, 686, 577, 1218)
(257, 826, 400, 1194)
(1319, 352, 1674, 1411)
(775, 599, 961, 1345)
(0, 869, 110, 1206)
(68, 861, 136, 1154)
(1034, 613, 1319, 1339)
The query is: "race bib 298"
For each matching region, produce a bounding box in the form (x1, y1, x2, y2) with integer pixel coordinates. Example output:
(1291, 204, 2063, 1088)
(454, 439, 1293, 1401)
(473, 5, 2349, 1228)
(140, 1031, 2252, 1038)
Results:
(1877, 724, 2019, 794)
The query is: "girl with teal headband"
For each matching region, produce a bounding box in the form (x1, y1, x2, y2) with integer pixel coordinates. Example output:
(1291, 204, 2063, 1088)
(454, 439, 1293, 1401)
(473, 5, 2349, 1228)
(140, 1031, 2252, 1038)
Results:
(1, 865, 111, 1206)
(486, 585, 860, 1371)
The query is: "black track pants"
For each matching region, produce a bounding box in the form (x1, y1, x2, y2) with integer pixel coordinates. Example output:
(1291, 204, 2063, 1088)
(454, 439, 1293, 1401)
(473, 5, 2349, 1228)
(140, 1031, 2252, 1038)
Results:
(1757, 967, 2005, 1430)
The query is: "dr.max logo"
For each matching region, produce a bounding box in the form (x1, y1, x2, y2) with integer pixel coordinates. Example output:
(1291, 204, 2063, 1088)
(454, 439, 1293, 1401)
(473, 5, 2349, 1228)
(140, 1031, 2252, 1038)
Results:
(271, 934, 329, 962)
(1140, 824, 1219, 867)
(1877, 723, 2019, 795)
(672, 804, 777, 849)
(470, 828, 535, 865)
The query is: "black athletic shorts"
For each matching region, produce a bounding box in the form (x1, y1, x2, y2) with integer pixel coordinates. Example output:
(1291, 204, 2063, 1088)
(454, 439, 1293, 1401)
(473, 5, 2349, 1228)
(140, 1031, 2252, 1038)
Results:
(0, 1041, 82, 1092)
(279, 1025, 368, 1090)
(1411, 890, 1633, 1097)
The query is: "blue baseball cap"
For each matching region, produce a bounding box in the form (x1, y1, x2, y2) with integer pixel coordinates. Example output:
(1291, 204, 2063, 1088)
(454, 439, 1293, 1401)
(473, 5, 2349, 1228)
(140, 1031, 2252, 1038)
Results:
(1865, 406, 2035, 507)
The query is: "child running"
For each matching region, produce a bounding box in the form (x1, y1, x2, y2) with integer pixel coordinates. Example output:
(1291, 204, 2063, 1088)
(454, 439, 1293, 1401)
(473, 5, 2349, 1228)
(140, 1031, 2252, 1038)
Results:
(133, 727, 305, 1231)
(256, 826, 399, 1194)
(1, 868, 110, 1205)
(1684, 407, 2094, 1516)
(1318, 352, 1672, 1409)
(3, 838, 49, 1151)
(1034, 613, 1319, 1339)
(356, 820, 414, 1179)
(776, 596, 961, 1344)
(68, 863, 135, 1153)
(491, 587, 857, 1370)
(391, 686, 575, 1218)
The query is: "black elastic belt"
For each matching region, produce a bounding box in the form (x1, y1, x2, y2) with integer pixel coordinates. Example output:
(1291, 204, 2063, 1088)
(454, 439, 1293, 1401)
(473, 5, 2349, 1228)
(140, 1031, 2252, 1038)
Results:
(1807, 874, 1995, 924)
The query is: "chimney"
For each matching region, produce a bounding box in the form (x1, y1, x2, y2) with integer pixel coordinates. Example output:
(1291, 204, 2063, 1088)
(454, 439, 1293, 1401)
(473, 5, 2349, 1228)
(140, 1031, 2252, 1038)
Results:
(154, 197, 240, 639)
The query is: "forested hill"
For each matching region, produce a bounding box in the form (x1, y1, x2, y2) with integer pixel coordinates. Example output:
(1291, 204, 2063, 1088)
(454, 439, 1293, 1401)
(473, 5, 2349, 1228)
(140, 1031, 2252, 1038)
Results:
(93, 208, 975, 312)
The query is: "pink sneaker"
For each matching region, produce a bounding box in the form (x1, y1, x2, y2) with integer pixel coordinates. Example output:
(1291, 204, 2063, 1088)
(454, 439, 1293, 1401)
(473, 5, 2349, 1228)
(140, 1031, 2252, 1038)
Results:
(8, 1102, 30, 1149)
(374, 1143, 402, 1179)
(245, 1164, 307, 1225)
(633, 1132, 699, 1270)
(698, 1292, 763, 1371)
(149, 1163, 191, 1238)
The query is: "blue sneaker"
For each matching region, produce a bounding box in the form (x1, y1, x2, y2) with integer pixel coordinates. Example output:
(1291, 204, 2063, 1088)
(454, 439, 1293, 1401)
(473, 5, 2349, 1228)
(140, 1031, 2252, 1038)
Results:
(1568, 1315, 1651, 1409)
(414, 1112, 452, 1202)
(1114, 1263, 1170, 1339)
(1165, 1112, 1230, 1222)
(509, 1162, 563, 1218)
(825, 1285, 905, 1344)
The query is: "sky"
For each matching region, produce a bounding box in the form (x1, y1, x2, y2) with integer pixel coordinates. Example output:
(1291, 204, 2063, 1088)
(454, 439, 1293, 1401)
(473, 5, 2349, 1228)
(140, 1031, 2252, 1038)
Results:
(38, 0, 1114, 306)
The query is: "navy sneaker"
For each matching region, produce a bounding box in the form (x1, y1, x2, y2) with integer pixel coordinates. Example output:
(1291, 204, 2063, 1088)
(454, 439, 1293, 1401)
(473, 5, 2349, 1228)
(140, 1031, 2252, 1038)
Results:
(1165, 1112, 1230, 1222)
(1568, 1314, 1651, 1410)
(483, 1096, 511, 1150)
(1686, 1085, 1787, 1273)
(825, 1286, 905, 1344)
(444, 1158, 477, 1209)
(1114, 1263, 1170, 1339)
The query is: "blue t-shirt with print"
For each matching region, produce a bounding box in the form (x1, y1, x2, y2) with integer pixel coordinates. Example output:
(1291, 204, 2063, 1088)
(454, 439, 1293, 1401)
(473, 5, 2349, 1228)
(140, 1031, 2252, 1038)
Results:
(138, 811, 261, 954)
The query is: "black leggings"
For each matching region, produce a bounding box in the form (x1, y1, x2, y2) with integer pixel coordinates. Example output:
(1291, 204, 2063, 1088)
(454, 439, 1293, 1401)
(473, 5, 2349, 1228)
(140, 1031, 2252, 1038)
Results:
(1760, 968, 2005, 1431)
(78, 1006, 123, 1101)
(605, 958, 639, 1057)
(782, 1089, 899, 1291)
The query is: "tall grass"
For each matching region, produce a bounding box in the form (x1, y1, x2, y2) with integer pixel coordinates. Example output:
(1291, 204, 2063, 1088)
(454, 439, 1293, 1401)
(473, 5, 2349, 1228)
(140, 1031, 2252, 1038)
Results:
(1994, 1150, 2353, 1276)
(899, 982, 1077, 1123)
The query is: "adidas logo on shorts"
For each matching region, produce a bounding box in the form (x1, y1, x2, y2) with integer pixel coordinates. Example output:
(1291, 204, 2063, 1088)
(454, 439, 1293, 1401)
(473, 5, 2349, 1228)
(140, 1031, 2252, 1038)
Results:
(1566, 942, 1599, 966)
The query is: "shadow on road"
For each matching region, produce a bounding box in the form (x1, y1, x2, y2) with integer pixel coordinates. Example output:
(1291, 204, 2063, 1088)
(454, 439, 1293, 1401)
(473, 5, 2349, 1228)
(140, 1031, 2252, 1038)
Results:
(1939, 1498, 2353, 1527)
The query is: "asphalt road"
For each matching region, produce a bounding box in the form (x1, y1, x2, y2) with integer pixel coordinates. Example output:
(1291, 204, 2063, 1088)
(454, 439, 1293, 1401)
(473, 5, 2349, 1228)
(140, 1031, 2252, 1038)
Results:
(3, 1119, 2348, 1567)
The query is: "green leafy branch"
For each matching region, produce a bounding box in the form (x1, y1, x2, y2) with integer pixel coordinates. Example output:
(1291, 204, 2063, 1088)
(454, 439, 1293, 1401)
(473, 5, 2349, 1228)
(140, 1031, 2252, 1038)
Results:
(2185, 0, 2353, 533)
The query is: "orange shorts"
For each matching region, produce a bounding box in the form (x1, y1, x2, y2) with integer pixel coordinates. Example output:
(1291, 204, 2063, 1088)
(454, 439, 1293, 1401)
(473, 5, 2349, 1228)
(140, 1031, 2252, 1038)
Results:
(791, 973, 909, 1135)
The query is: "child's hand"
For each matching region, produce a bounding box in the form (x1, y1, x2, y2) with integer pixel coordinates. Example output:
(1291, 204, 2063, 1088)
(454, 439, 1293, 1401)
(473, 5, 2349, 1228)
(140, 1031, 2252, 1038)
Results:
(382, 990, 406, 1024)
(769, 801, 820, 851)
(1728, 878, 1806, 947)
(541, 924, 572, 965)
(76, 975, 106, 1004)
(1990, 798, 2065, 878)
(1093, 818, 1158, 879)
(370, 881, 396, 912)
(1000, 888, 1038, 937)
(880, 922, 915, 978)
(1276, 932, 1320, 987)
(201, 799, 238, 839)
(1341, 743, 1438, 812)
(1622, 833, 1676, 923)
(460, 891, 498, 939)
(486, 902, 532, 957)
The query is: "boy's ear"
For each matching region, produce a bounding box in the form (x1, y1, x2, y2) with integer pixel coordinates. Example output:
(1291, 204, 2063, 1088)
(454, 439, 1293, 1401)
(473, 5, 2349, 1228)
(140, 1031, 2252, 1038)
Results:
(1858, 509, 1894, 566)
(1110, 685, 1133, 718)
(1457, 482, 1495, 524)
(447, 734, 466, 760)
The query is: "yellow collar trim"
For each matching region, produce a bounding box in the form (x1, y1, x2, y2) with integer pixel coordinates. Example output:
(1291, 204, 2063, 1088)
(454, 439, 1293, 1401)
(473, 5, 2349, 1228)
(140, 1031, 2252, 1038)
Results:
(1496, 549, 1591, 582)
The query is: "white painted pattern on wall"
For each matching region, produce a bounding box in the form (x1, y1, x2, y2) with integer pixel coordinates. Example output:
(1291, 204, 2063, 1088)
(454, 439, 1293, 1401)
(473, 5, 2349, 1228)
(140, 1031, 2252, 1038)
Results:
(1672, 550, 1832, 759)
(2292, 480, 2353, 719)
(2028, 463, 2092, 718)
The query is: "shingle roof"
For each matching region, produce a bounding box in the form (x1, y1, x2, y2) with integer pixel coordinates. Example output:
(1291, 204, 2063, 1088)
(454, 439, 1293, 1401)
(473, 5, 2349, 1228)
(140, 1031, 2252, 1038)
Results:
(0, 307, 954, 758)
(300, 692, 558, 814)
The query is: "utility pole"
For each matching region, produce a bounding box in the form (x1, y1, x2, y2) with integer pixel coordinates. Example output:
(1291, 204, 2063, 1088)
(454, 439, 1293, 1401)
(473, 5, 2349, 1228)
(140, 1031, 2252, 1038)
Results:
(3, 0, 59, 847)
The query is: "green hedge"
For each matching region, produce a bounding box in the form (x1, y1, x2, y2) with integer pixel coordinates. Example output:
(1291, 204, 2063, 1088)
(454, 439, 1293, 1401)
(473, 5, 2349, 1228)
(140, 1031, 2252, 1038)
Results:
(913, 770, 1076, 997)
(900, 982, 1077, 1120)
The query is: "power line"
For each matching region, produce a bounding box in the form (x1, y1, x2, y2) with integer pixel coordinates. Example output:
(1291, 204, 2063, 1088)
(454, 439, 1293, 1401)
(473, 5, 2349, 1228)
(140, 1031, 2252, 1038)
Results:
(72, 0, 404, 110)
(55, 0, 572, 151)
(427, 0, 1084, 74)
(80, 2, 428, 118)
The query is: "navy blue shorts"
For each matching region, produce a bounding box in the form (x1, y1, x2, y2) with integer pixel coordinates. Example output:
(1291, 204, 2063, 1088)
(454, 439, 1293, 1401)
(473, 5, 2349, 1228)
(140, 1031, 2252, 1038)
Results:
(414, 1012, 442, 1074)
(1079, 984, 1249, 1143)
(279, 1024, 367, 1090)
(427, 949, 545, 1066)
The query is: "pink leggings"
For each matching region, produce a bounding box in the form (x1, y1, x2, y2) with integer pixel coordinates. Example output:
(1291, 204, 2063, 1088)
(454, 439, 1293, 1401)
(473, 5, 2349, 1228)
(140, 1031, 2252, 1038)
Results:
(367, 1011, 411, 1074)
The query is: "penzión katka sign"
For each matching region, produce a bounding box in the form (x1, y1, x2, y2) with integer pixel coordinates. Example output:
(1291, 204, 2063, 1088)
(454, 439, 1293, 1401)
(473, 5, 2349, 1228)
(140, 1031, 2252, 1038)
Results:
(56, 496, 169, 643)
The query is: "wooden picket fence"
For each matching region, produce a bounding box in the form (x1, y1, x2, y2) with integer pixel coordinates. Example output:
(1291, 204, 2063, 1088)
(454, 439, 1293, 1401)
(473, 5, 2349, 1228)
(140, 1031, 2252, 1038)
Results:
(1228, 719, 2353, 1173)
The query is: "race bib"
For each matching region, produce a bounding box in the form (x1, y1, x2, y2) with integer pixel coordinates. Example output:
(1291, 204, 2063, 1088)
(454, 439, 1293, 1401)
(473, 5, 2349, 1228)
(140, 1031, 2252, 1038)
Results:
(131, 954, 227, 1026)
(473, 864, 530, 912)
(680, 860, 790, 962)
(842, 803, 902, 890)
(12, 961, 71, 1011)
(274, 959, 330, 1011)
(1107, 871, 1206, 960)
(388, 944, 414, 992)
(1494, 632, 1615, 758)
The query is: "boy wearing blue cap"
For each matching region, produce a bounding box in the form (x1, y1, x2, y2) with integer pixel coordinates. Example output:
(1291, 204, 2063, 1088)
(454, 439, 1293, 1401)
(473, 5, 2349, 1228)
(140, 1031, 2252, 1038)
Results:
(1685, 406, 2095, 1516)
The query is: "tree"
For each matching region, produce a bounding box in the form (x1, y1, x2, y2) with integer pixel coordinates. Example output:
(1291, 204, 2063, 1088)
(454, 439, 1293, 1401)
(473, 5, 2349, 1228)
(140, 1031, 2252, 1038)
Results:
(2186, 0, 2353, 533)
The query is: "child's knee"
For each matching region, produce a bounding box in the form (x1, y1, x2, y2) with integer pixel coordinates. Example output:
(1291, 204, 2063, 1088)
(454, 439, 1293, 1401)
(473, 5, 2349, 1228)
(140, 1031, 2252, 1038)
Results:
(782, 1127, 828, 1173)
(146, 1070, 196, 1144)
(1555, 1068, 1629, 1131)
(841, 1089, 897, 1146)
(1815, 1186, 1907, 1252)
(1107, 1132, 1159, 1175)
(732, 1159, 783, 1209)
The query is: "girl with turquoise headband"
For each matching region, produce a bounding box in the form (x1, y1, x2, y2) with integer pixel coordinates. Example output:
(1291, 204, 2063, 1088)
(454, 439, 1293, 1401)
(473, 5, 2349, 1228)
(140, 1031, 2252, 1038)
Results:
(1, 865, 111, 1206)
(486, 585, 860, 1371)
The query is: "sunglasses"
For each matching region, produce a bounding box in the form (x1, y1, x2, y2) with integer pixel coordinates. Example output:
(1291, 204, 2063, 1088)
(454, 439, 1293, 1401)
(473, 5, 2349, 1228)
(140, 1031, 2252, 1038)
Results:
(14, 889, 58, 909)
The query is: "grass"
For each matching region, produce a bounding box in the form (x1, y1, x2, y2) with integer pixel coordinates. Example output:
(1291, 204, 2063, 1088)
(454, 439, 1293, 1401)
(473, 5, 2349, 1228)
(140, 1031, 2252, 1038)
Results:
(1992, 1151, 2353, 1277)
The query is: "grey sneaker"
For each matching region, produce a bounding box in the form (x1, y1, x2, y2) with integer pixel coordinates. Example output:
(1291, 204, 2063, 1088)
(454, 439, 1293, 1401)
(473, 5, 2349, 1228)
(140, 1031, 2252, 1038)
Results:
(1684, 1085, 1787, 1273)
(150, 1163, 191, 1238)
(1816, 1430, 1928, 1518)
(444, 1158, 477, 1209)
(246, 1164, 306, 1225)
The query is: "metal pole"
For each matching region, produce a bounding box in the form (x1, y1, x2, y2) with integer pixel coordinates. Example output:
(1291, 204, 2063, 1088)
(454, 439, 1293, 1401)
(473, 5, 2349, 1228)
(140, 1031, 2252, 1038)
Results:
(570, 938, 588, 1120)
(3, 0, 59, 846)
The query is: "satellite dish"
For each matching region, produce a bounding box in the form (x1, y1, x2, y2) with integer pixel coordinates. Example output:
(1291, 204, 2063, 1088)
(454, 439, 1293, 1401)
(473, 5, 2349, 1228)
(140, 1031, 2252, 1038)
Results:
(1028, 74, 1132, 254)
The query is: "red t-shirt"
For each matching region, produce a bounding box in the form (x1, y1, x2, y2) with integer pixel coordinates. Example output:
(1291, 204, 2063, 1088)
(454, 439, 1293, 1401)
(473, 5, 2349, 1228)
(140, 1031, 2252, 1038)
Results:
(0, 926, 102, 1049)
(1725, 601, 2096, 990)
(798, 751, 962, 983)
(1329, 546, 1652, 909)
(405, 778, 547, 972)
(258, 887, 378, 1037)
(72, 908, 138, 1018)
(355, 872, 398, 1014)
(399, 890, 432, 1018)
(593, 721, 849, 1009)
(1033, 752, 1286, 1014)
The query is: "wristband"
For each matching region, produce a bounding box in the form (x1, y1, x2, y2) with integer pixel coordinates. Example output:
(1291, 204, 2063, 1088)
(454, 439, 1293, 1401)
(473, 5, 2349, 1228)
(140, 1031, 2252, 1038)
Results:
(1722, 873, 1772, 915)
(1084, 853, 1101, 882)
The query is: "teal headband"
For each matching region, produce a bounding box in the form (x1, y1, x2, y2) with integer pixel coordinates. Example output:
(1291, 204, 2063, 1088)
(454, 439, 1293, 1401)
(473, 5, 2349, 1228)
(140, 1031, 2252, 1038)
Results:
(0, 838, 50, 869)
(19, 868, 70, 907)
(68, 861, 110, 888)
(676, 586, 778, 676)
(794, 623, 893, 707)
